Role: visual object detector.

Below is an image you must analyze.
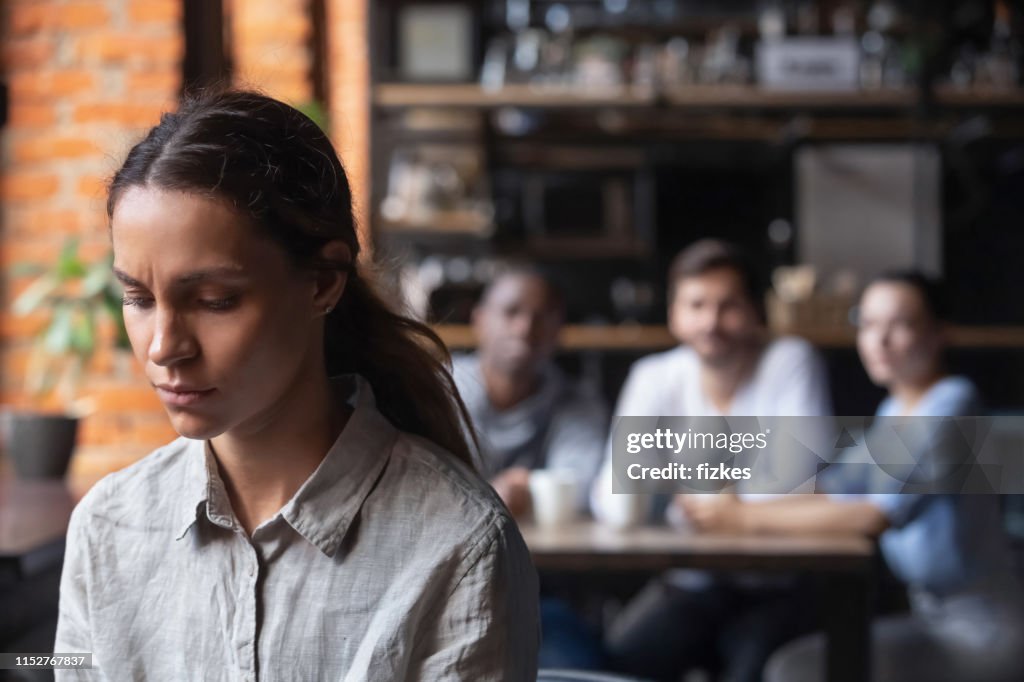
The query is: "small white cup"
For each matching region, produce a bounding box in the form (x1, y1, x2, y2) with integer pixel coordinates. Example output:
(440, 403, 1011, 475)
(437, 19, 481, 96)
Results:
(528, 469, 578, 528)
(602, 493, 647, 529)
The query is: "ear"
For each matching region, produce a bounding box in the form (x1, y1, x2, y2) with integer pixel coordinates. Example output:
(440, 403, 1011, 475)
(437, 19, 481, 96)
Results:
(933, 320, 949, 349)
(312, 240, 351, 315)
(666, 297, 685, 344)
(470, 303, 483, 331)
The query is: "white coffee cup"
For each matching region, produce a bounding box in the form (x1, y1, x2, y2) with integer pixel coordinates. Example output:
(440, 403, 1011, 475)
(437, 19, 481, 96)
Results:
(602, 492, 647, 529)
(528, 469, 578, 528)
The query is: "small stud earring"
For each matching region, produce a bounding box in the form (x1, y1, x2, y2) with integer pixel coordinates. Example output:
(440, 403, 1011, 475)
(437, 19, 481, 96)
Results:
(324, 305, 333, 314)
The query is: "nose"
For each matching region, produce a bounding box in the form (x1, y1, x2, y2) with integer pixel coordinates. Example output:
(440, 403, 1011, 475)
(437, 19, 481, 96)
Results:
(876, 324, 894, 350)
(699, 304, 724, 332)
(148, 306, 197, 366)
(508, 311, 538, 339)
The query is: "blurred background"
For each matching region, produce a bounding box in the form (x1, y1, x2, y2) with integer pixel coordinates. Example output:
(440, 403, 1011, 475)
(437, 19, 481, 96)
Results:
(1, 0, 1024, 677)
(2, 0, 1024, 478)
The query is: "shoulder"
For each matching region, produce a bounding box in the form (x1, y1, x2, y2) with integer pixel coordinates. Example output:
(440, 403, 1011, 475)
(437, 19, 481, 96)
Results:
(371, 432, 537, 595)
(760, 335, 824, 371)
(628, 345, 694, 381)
(450, 351, 479, 379)
(550, 368, 608, 418)
(921, 376, 983, 416)
(450, 352, 486, 405)
(70, 437, 193, 532)
(373, 431, 523, 551)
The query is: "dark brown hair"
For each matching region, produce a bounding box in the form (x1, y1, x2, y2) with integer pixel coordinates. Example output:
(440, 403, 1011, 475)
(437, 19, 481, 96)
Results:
(477, 261, 566, 316)
(667, 238, 766, 322)
(864, 270, 948, 322)
(107, 89, 477, 468)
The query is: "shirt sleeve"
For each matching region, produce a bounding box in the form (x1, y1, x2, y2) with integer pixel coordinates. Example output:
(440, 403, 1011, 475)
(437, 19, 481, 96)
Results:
(544, 390, 610, 512)
(771, 339, 833, 417)
(54, 497, 106, 681)
(589, 359, 663, 524)
(408, 517, 540, 681)
(864, 493, 929, 528)
(829, 379, 983, 528)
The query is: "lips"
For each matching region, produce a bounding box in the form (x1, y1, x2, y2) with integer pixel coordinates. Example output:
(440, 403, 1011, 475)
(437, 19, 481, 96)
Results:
(156, 386, 216, 407)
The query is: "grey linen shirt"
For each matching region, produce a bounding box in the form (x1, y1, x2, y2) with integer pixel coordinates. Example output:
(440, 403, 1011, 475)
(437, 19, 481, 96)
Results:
(54, 374, 540, 681)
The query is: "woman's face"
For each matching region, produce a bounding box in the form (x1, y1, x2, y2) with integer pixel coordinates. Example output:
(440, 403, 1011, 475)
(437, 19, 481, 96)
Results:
(111, 186, 324, 440)
(856, 281, 941, 389)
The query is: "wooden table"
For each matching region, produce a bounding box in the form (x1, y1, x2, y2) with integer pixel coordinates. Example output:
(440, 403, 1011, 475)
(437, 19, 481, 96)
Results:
(521, 521, 876, 682)
(0, 478, 76, 581)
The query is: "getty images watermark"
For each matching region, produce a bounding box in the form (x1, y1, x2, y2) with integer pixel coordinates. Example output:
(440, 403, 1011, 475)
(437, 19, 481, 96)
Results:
(610, 415, 1024, 495)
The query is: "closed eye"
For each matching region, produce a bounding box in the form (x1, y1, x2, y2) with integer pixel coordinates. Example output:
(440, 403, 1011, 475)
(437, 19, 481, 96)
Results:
(202, 297, 238, 311)
(121, 296, 239, 312)
(121, 295, 153, 309)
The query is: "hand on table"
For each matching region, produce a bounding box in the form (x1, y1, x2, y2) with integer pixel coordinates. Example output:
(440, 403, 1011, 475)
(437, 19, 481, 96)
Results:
(676, 492, 748, 533)
(490, 467, 532, 517)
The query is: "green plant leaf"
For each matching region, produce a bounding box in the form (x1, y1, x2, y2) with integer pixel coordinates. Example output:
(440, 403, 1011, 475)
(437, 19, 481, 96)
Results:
(101, 286, 132, 350)
(56, 238, 87, 280)
(81, 261, 111, 297)
(12, 273, 61, 315)
(70, 306, 96, 357)
(43, 302, 74, 355)
(32, 360, 61, 397)
(16, 241, 134, 405)
(297, 100, 330, 133)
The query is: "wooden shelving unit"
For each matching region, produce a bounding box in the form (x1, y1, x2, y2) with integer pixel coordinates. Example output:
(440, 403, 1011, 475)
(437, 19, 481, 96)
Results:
(374, 82, 657, 109)
(375, 83, 1024, 111)
(370, 2, 1024, 390)
(934, 85, 1024, 107)
(378, 210, 494, 236)
(660, 85, 915, 109)
(433, 324, 1024, 351)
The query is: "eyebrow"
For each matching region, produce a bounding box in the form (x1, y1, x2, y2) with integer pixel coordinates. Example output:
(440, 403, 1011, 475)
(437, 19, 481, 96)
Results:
(112, 266, 248, 289)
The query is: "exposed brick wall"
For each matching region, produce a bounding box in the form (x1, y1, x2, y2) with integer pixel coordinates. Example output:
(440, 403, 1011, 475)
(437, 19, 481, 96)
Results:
(227, 0, 314, 104)
(2, 0, 371, 480)
(325, 0, 370, 248)
(230, 0, 370, 244)
(227, 0, 372, 236)
(1, 0, 184, 477)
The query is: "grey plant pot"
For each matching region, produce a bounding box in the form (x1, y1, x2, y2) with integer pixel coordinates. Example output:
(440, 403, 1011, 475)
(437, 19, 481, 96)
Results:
(1, 410, 79, 479)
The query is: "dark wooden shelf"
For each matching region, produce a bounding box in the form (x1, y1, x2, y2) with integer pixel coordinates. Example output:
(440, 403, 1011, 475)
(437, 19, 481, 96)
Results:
(375, 83, 1024, 112)
(433, 324, 1024, 351)
(378, 212, 494, 236)
(933, 85, 1024, 107)
(661, 85, 915, 109)
(375, 83, 656, 109)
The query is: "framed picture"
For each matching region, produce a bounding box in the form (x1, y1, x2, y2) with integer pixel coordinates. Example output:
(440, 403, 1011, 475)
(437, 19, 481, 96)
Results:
(398, 4, 474, 81)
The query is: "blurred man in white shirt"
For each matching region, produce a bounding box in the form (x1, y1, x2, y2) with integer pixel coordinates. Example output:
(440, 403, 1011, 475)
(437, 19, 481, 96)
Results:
(591, 239, 833, 682)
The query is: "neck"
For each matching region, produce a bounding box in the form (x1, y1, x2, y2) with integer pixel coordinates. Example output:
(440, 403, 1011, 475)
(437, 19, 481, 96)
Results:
(700, 344, 762, 413)
(890, 371, 945, 415)
(480, 362, 540, 411)
(211, 367, 350, 535)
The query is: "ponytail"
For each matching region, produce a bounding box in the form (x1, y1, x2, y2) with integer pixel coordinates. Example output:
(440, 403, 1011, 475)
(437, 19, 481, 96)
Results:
(325, 269, 478, 468)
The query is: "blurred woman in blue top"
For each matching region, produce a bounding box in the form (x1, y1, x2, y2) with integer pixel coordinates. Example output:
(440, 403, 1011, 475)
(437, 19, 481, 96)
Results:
(687, 271, 1024, 682)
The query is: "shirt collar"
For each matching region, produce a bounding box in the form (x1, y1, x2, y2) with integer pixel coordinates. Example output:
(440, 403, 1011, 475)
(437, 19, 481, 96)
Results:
(175, 374, 399, 557)
(175, 437, 225, 540)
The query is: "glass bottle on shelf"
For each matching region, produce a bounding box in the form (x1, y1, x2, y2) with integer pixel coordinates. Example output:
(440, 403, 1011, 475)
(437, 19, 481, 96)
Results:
(861, 0, 901, 89)
(758, 1, 786, 43)
(982, 0, 1020, 90)
(860, 30, 885, 89)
